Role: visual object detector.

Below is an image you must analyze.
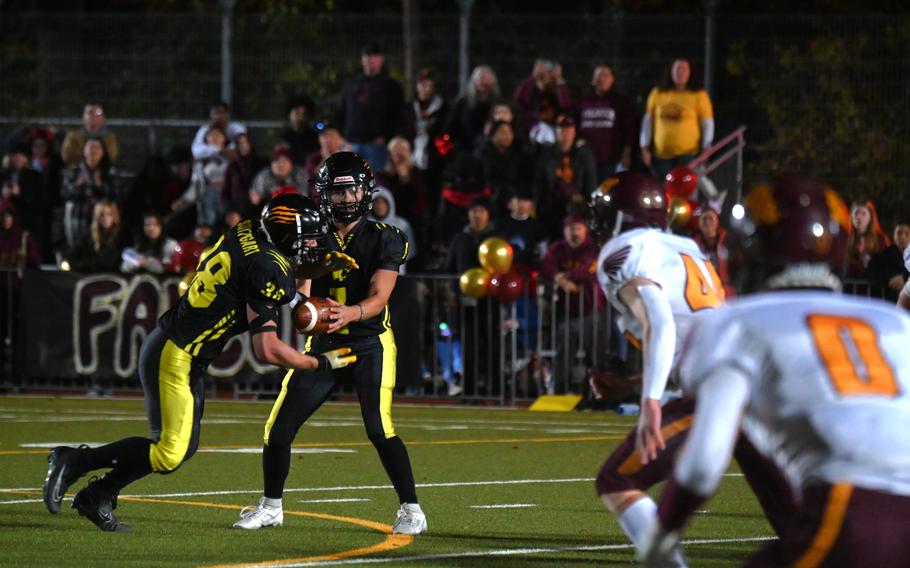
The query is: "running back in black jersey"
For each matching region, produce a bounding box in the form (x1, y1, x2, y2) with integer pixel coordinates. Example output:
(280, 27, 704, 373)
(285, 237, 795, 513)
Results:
(158, 219, 298, 363)
(309, 220, 408, 338)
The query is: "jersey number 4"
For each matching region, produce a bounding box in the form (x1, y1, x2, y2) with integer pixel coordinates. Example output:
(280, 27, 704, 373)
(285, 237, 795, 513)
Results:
(808, 314, 900, 397)
(680, 253, 724, 311)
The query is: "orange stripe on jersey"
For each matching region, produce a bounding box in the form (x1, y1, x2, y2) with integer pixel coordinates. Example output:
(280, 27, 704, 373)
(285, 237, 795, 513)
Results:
(624, 331, 642, 351)
(617, 414, 694, 474)
(792, 483, 853, 568)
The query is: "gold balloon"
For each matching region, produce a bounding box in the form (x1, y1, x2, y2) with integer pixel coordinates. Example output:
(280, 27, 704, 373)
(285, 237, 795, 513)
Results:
(668, 197, 693, 230)
(459, 267, 491, 299)
(477, 237, 514, 275)
(178, 271, 196, 297)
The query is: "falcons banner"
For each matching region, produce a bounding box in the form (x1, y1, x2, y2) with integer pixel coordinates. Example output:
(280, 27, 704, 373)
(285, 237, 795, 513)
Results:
(20, 270, 420, 387)
(21, 270, 306, 382)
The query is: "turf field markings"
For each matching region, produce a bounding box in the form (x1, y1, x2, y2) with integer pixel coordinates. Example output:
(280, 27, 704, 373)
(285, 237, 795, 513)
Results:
(244, 536, 778, 567)
(299, 498, 371, 504)
(468, 503, 537, 509)
(200, 448, 357, 455)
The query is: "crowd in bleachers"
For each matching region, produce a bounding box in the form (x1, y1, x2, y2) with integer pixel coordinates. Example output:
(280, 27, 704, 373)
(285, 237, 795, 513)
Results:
(1, 46, 906, 302)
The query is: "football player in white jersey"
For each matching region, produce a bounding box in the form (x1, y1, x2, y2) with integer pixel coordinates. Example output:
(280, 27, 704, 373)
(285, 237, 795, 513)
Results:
(590, 172, 796, 567)
(641, 176, 910, 567)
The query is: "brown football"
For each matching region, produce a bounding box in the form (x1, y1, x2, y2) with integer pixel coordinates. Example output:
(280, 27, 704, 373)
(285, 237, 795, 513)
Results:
(292, 296, 334, 335)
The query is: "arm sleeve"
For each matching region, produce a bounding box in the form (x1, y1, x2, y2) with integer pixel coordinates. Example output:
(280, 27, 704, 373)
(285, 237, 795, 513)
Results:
(673, 366, 750, 497)
(246, 252, 297, 316)
(378, 225, 409, 271)
(638, 284, 677, 400)
(640, 89, 657, 148)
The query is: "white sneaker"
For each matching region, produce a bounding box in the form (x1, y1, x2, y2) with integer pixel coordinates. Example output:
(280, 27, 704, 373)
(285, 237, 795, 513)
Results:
(392, 503, 427, 535)
(232, 497, 283, 530)
(447, 382, 463, 396)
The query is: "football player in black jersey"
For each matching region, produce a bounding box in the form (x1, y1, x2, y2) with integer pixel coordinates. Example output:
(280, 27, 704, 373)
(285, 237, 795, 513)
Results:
(42, 192, 358, 532)
(234, 152, 427, 534)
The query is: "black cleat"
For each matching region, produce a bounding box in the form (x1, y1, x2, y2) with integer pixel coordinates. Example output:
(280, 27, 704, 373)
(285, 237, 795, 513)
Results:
(72, 477, 131, 532)
(43, 445, 88, 514)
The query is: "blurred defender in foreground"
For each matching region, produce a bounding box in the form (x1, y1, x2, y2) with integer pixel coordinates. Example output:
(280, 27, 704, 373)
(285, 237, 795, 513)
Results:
(642, 177, 910, 567)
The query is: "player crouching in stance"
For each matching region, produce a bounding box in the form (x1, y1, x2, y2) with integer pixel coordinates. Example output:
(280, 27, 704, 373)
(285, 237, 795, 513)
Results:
(589, 173, 795, 567)
(43, 192, 358, 532)
(233, 152, 426, 535)
(641, 177, 910, 567)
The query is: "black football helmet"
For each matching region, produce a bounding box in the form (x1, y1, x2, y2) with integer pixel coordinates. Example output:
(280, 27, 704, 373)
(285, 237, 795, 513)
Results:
(314, 151, 375, 223)
(736, 174, 849, 291)
(259, 192, 328, 265)
(589, 171, 668, 244)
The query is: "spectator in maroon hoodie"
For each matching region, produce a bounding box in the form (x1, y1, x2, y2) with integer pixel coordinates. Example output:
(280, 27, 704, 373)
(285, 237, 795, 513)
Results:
(540, 213, 606, 393)
(513, 58, 572, 137)
(222, 132, 266, 218)
(578, 65, 636, 182)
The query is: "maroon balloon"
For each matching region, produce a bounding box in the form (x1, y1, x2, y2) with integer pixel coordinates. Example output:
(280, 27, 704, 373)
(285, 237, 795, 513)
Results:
(664, 166, 698, 199)
(488, 271, 524, 303)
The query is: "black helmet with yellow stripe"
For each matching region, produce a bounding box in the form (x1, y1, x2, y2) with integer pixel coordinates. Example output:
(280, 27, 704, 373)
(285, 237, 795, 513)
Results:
(259, 189, 327, 265)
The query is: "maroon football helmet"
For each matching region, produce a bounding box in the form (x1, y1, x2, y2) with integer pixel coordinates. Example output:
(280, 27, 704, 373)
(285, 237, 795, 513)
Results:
(589, 171, 668, 244)
(739, 174, 849, 288)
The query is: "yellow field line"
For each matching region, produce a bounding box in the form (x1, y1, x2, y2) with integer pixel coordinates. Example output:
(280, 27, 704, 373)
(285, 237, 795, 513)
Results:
(0, 435, 625, 456)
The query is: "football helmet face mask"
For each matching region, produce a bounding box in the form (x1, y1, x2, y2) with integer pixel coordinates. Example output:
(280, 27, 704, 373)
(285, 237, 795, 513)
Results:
(259, 192, 328, 266)
(589, 171, 668, 244)
(315, 152, 375, 224)
(737, 174, 849, 291)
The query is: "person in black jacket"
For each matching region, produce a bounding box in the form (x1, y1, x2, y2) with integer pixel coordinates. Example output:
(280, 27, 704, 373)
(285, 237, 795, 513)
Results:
(868, 223, 910, 301)
(338, 43, 404, 171)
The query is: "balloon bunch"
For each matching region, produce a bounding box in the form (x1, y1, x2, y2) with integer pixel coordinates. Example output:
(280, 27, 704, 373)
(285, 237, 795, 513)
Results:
(664, 166, 700, 231)
(458, 238, 524, 302)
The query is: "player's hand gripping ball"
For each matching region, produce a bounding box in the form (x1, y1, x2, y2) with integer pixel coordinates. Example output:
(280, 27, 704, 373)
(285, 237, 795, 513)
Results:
(292, 296, 335, 335)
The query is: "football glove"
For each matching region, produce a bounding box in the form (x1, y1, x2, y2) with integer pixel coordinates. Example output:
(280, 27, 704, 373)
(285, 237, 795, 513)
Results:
(318, 347, 357, 370)
(322, 251, 359, 272)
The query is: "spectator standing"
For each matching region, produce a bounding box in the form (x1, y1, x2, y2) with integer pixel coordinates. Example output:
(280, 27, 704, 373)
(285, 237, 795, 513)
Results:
(64, 199, 127, 273)
(475, 120, 532, 215)
(249, 146, 308, 209)
(191, 101, 246, 161)
(845, 199, 890, 278)
(338, 43, 405, 171)
(60, 136, 115, 253)
(691, 203, 738, 298)
(446, 65, 500, 152)
(498, 187, 547, 272)
(120, 212, 178, 274)
(578, 65, 636, 181)
(535, 114, 597, 239)
(29, 128, 64, 201)
(61, 102, 119, 166)
(304, 121, 349, 181)
(1, 142, 45, 250)
(540, 214, 606, 393)
(280, 94, 319, 166)
(377, 137, 428, 236)
(369, 186, 416, 273)
(222, 132, 266, 218)
(174, 126, 230, 228)
(401, 68, 449, 170)
(640, 58, 714, 180)
(0, 202, 41, 274)
(867, 222, 910, 301)
(513, 58, 572, 137)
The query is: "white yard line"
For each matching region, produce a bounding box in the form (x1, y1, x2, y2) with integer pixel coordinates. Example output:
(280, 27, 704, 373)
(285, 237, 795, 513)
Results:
(298, 498, 370, 504)
(245, 536, 778, 567)
(469, 503, 537, 509)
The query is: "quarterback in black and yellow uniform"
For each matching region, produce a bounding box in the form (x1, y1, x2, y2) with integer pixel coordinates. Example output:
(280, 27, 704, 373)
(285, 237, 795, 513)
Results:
(42, 192, 357, 532)
(233, 152, 427, 535)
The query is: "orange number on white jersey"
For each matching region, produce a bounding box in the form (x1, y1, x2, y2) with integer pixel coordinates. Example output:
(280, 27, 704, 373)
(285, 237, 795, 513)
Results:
(680, 253, 724, 311)
(807, 314, 900, 397)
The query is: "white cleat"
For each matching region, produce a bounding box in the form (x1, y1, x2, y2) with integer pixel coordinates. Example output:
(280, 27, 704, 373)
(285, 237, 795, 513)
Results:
(232, 497, 284, 530)
(392, 503, 427, 535)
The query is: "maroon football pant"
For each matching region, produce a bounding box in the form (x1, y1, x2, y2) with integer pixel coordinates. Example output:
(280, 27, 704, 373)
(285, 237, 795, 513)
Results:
(746, 483, 910, 568)
(595, 397, 797, 536)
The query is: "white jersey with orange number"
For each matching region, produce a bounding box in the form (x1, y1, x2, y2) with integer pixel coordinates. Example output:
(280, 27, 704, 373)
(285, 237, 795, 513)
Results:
(679, 290, 910, 497)
(596, 227, 724, 356)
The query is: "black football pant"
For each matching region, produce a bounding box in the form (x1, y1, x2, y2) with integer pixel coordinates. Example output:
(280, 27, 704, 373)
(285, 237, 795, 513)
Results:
(262, 330, 418, 504)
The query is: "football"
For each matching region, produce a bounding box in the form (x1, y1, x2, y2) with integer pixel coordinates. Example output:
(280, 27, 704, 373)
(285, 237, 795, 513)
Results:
(292, 296, 334, 335)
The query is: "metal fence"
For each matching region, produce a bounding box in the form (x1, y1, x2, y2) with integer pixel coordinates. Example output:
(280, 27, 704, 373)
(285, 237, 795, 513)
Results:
(1, 12, 908, 220)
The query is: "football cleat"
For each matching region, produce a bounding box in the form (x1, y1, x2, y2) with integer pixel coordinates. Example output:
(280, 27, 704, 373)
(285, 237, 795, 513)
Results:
(72, 477, 131, 532)
(392, 503, 427, 535)
(232, 497, 284, 530)
(43, 445, 88, 514)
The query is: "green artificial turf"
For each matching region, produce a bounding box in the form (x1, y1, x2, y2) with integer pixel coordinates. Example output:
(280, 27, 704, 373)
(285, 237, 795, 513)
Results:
(0, 396, 773, 567)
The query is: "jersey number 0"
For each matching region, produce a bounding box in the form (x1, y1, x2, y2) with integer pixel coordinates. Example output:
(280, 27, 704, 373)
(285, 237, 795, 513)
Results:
(807, 314, 900, 397)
